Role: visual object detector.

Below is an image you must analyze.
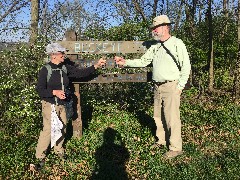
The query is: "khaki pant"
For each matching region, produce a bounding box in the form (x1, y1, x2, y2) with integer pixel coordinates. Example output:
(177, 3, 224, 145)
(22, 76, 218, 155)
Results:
(153, 81, 182, 151)
(35, 100, 67, 159)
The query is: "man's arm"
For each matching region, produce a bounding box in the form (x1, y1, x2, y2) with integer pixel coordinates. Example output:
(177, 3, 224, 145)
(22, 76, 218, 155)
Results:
(177, 40, 191, 90)
(115, 46, 155, 67)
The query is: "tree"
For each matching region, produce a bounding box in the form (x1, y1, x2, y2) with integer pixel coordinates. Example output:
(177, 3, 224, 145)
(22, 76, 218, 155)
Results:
(0, 0, 30, 41)
(184, 0, 198, 38)
(174, 0, 184, 32)
(94, 0, 164, 24)
(221, 0, 229, 38)
(234, 0, 240, 102)
(29, 0, 40, 45)
(37, 0, 95, 41)
(207, 0, 214, 92)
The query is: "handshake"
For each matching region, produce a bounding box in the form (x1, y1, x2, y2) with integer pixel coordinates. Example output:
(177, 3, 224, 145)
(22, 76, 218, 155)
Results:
(94, 56, 126, 69)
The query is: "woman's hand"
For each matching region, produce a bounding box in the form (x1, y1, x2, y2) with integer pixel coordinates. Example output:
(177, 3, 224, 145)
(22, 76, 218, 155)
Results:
(53, 90, 66, 99)
(94, 58, 107, 69)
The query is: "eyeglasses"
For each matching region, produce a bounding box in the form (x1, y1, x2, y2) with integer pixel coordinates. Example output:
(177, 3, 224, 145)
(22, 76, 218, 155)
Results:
(54, 51, 66, 59)
(57, 51, 65, 55)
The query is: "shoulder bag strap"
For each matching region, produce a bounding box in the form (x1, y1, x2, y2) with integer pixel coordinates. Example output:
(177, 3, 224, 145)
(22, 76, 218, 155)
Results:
(160, 42, 181, 72)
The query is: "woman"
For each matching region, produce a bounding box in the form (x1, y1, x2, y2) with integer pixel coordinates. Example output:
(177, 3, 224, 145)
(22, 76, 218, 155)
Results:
(35, 42, 106, 170)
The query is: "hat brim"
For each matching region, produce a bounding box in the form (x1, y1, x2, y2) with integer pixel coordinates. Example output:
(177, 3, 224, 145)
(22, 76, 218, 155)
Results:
(46, 49, 69, 54)
(150, 22, 174, 29)
(58, 49, 69, 53)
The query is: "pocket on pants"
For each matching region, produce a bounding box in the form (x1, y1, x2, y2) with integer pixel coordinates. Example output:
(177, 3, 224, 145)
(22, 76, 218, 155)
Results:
(42, 100, 51, 119)
(154, 85, 161, 99)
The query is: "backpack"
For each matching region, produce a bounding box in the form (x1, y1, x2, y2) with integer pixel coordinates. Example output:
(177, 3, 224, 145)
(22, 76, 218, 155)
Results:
(44, 64, 74, 120)
(45, 64, 67, 83)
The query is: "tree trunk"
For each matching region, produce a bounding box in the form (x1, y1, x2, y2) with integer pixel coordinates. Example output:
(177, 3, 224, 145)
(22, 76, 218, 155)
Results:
(152, 0, 159, 18)
(184, 0, 197, 38)
(234, 0, 240, 103)
(223, 0, 229, 18)
(39, 0, 48, 37)
(222, 0, 229, 38)
(207, 0, 214, 92)
(174, 0, 184, 33)
(29, 0, 39, 45)
(198, 2, 204, 23)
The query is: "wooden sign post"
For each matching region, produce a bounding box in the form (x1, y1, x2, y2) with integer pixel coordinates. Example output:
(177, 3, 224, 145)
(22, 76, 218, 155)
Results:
(64, 30, 83, 138)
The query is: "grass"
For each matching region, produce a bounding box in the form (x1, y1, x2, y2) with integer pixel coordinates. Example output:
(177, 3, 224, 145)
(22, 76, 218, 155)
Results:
(0, 89, 240, 179)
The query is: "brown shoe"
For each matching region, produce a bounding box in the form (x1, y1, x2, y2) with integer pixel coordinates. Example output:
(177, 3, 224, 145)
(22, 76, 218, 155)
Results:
(163, 150, 183, 159)
(33, 158, 45, 171)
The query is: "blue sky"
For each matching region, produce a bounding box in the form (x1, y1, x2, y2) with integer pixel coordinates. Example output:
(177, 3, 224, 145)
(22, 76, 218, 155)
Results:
(0, 0, 122, 42)
(0, 0, 234, 42)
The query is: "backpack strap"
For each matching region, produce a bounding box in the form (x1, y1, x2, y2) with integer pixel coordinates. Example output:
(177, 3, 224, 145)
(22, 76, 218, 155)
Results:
(44, 64, 52, 83)
(62, 65, 67, 74)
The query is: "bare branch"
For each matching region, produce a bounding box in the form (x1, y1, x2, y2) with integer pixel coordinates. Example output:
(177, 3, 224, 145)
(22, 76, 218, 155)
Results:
(132, 0, 147, 22)
(0, 1, 29, 23)
(152, 0, 159, 18)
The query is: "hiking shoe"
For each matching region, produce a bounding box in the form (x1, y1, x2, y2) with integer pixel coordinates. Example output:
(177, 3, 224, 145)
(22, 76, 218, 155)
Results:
(34, 159, 45, 171)
(163, 150, 183, 159)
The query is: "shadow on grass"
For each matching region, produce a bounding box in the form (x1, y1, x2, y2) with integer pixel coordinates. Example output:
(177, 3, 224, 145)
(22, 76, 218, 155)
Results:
(133, 106, 170, 147)
(81, 104, 94, 130)
(134, 110, 156, 136)
(90, 127, 130, 180)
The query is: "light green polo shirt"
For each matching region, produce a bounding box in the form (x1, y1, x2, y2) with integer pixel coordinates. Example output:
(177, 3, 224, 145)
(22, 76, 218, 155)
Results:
(125, 36, 191, 90)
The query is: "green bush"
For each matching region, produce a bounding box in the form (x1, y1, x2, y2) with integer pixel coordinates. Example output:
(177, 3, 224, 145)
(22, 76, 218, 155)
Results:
(0, 43, 45, 134)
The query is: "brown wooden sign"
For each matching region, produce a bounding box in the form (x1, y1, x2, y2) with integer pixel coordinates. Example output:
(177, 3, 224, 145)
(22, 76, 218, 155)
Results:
(71, 59, 152, 83)
(73, 72, 151, 83)
(75, 59, 118, 69)
(58, 41, 154, 54)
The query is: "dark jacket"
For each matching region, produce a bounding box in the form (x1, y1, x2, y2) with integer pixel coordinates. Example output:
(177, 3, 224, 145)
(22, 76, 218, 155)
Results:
(36, 61, 95, 105)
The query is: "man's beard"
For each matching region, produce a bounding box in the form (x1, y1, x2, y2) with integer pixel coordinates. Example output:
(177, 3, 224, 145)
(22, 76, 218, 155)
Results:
(152, 32, 163, 40)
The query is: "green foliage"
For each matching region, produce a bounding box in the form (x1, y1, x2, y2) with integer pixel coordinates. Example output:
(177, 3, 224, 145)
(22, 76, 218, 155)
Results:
(84, 21, 150, 41)
(175, 14, 238, 92)
(0, 43, 45, 134)
(0, 89, 239, 179)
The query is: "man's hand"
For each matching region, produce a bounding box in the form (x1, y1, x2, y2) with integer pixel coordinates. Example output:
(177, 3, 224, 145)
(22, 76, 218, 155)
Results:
(53, 90, 66, 99)
(94, 58, 107, 69)
(114, 56, 126, 66)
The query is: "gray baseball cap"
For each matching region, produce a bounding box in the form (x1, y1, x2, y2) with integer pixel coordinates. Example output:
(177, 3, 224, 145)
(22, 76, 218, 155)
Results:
(45, 42, 67, 54)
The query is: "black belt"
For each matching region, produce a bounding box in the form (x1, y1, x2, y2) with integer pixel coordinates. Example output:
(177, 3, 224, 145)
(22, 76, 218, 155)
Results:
(154, 80, 174, 86)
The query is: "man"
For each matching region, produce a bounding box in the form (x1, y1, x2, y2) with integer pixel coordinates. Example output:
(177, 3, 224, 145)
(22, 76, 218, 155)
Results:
(35, 42, 106, 170)
(115, 15, 191, 159)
